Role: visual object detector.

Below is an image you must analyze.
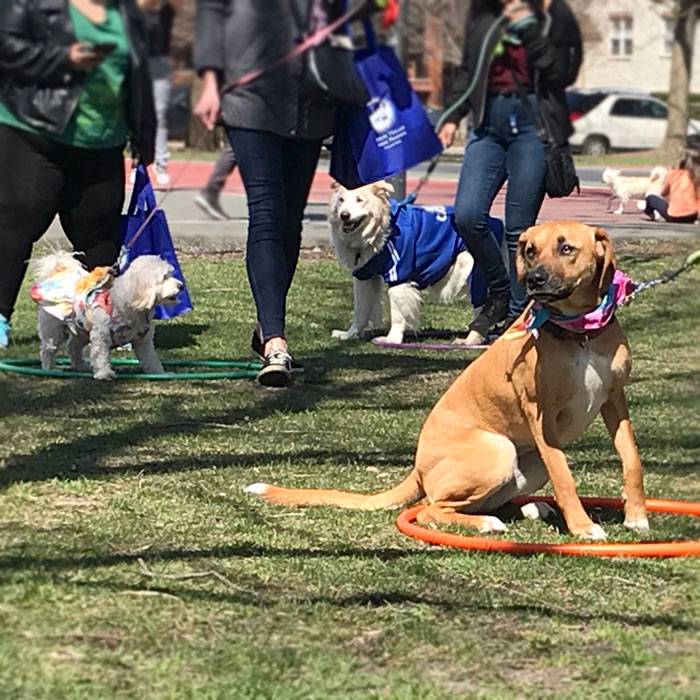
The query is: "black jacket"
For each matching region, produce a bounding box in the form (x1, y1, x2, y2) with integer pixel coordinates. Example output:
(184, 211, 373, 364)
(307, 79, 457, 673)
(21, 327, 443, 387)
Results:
(194, 0, 344, 140)
(446, 0, 582, 146)
(0, 0, 156, 163)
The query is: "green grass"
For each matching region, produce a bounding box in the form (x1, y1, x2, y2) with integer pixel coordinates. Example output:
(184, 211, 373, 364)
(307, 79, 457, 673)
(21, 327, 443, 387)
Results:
(1, 241, 700, 699)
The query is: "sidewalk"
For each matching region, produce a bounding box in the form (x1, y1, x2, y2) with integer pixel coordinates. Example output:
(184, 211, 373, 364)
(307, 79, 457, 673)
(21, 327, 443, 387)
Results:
(43, 158, 700, 253)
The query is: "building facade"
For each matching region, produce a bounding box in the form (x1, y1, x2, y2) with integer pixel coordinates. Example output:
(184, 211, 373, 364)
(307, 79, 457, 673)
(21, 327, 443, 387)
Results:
(574, 0, 700, 93)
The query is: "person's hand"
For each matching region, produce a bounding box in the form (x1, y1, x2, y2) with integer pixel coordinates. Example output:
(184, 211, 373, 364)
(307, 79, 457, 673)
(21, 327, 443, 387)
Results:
(501, 0, 532, 23)
(194, 71, 220, 131)
(438, 122, 458, 149)
(68, 42, 105, 71)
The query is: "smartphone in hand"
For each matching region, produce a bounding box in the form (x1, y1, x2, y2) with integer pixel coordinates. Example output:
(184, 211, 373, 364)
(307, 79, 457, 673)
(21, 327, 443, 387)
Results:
(84, 42, 118, 56)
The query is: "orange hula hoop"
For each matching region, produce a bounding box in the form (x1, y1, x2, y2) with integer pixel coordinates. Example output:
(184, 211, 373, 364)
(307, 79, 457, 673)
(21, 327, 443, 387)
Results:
(396, 496, 700, 557)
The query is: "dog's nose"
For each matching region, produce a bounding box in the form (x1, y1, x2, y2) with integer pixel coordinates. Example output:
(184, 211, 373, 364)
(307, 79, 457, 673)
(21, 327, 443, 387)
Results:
(526, 267, 549, 290)
(340, 211, 350, 222)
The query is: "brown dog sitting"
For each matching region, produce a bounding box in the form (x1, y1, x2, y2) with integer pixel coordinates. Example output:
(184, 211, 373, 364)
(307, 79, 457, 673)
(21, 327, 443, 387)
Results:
(246, 221, 648, 541)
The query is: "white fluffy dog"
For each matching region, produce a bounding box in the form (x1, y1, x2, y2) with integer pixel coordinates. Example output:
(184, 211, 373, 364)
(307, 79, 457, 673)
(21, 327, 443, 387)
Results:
(601, 166, 668, 214)
(328, 181, 476, 344)
(31, 251, 182, 380)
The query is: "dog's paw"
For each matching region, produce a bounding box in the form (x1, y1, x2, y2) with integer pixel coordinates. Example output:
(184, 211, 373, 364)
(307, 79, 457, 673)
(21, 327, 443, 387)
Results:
(613, 208, 624, 215)
(331, 329, 358, 341)
(575, 523, 607, 541)
(93, 368, 117, 381)
(624, 517, 650, 532)
(520, 501, 556, 521)
(479, 515, 507, 533)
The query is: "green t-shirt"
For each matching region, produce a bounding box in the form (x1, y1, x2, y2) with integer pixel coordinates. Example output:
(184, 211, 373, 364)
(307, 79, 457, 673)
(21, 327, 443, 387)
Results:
(0, 1, 129, 149)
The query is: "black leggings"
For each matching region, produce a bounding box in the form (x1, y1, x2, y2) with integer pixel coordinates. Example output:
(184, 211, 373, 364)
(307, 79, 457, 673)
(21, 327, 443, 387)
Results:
(0, 124, 125, 319)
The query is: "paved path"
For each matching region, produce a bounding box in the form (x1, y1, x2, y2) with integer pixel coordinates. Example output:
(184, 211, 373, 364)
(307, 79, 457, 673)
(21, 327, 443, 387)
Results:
(44, 157, 700, 252)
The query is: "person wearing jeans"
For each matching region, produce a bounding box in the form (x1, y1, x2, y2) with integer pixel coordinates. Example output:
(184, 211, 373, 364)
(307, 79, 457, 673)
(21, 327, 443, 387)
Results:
(138, 0, 180, 186)
(439, 0, 581, 343)
(454, 93, 547, 321)
(193, 0, 371, 387)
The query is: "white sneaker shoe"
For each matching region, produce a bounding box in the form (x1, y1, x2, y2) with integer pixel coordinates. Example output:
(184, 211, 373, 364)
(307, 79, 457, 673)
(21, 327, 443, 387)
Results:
(636, 200, 646, 211)
(653, 210, 663, 222)
(154, 164, 170, 186)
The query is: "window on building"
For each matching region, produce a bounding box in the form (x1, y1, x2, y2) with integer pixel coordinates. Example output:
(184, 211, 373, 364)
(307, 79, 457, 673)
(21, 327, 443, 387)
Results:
(610, 16, 633, 56)
(663, 17, 675, 55)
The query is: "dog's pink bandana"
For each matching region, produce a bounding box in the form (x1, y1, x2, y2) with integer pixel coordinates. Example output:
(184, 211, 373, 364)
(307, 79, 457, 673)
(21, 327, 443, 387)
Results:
(506, 270, 637, 339)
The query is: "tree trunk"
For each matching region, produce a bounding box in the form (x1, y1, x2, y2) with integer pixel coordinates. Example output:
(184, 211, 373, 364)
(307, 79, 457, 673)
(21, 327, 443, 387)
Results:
(662, 0, 698, 156)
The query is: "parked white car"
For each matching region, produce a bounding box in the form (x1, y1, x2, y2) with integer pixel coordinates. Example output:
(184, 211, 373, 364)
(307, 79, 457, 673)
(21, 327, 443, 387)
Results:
(569, 93, 700, 155)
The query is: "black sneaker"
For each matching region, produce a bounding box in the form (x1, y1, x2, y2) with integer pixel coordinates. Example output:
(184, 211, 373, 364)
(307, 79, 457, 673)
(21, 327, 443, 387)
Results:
(257, 350, 293, 387)
(251, 331, 304, 373)
(194, 192, 231, 221)
(468, 292, 510, 341)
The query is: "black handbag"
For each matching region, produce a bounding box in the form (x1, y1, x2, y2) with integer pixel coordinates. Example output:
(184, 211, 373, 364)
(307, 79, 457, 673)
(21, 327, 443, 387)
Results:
(508, 66, 580, 199)
(291, 1, 369, 107)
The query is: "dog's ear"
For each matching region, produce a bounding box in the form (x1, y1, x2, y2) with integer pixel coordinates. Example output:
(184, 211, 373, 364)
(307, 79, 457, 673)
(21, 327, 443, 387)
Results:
(593, 227, 616, 294)
(130, 269, 157, 311)
(330, 180, 341, 190)
(371, 180, 394, 199)
(515, 229, 530, 287)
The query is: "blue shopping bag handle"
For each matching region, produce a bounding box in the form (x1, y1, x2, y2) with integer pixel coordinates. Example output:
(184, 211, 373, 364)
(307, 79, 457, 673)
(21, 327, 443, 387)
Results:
(127, 163, 157, 216)
(362, 17, 377, 52)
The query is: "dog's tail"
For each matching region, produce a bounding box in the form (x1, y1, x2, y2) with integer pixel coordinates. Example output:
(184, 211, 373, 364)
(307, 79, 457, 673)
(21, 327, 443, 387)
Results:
(30, 250, 84, 282)
(244, 470, 424, 510)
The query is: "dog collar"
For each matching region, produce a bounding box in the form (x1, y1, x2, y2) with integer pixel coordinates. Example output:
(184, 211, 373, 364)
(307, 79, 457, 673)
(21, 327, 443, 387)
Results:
(505, 270, 637, 340)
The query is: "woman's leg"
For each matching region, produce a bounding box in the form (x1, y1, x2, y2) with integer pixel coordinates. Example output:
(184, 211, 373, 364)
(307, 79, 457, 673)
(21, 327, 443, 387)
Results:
(280, 137, 323, 292)
(453, 130, 509, 337)
(642, 194, 691, 222)
(149, 55, 172, 180)
(454, 132, 509, 295)
(57, 145, 125, 270)
(504, 126, 546, 316)
(0, 126, 64, 322)
(226, 128, 294, 345)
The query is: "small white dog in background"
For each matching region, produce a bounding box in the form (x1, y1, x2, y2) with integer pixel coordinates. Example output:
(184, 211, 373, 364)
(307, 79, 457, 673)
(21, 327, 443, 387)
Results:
(601, 166, 668, 214)
(328, 181, 478, 344)
(31, 251, 182, 380)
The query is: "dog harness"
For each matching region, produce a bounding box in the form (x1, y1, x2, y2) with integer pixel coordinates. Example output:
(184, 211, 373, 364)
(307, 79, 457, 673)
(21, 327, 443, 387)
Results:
(505, 270, 637, 340)
(29, 266, 143, 347)
(352, 200, 503, 306)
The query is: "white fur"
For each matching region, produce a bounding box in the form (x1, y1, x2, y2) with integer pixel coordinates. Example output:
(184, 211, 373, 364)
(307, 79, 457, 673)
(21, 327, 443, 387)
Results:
(244, 483, 270, 495)
(520, 501, 556, 521)
(34, 252, 182, 380)
(328, 182, 474, 343)
(601, 166, 668, 214)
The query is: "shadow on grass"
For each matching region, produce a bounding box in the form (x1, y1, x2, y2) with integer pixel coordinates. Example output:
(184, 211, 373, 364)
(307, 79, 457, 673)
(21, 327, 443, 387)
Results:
(0, 343, 470, 490)
(3, 545, 698, 632)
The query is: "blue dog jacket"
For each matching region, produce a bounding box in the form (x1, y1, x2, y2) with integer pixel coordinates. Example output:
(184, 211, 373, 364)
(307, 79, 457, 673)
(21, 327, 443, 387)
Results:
(353, 199, 503, 307)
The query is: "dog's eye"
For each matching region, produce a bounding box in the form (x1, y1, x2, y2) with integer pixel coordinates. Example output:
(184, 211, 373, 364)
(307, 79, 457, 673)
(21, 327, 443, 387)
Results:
(560, 244, 574, 255)
(338, 196, 345, 203)
(356, 197, 364, 204)
(525, 245, 536, 259)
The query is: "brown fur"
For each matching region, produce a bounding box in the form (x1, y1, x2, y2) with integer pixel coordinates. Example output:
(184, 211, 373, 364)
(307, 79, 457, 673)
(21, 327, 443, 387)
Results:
(246, 221, 648, 540)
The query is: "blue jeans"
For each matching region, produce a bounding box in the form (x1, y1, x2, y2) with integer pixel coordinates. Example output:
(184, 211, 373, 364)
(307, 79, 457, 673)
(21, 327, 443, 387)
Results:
(454, 93, 547, 315)
(227, 128, 322, 342)
(644, 194, 697, 223)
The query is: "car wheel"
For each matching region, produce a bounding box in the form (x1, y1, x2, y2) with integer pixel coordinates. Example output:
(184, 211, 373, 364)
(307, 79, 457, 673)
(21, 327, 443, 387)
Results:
(581, 135, 609, 156)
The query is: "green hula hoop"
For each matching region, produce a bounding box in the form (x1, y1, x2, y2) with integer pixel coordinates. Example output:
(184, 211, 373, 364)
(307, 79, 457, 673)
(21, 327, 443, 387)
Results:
(0, 357, 262, 381)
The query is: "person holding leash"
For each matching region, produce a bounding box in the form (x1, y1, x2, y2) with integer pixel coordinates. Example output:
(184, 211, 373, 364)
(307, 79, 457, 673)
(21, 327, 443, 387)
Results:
(0, 0, 155, 349)
(194, 0, 378, 387)
(439, 0, 582, 343)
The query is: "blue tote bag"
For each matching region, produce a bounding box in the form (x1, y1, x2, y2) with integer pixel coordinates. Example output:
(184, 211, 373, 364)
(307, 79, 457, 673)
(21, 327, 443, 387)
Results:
(119, 164, 193, 320)
(330, 20, 442, 188)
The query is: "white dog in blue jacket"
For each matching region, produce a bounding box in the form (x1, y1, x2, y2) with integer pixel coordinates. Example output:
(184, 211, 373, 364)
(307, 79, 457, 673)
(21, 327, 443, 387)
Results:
(329, 181, 500, 344)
